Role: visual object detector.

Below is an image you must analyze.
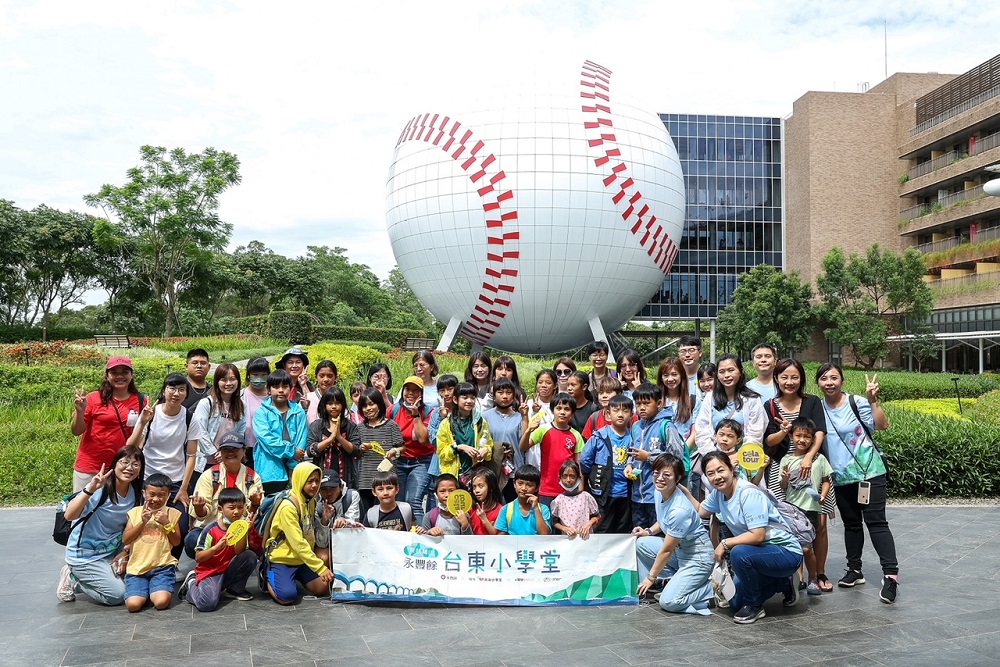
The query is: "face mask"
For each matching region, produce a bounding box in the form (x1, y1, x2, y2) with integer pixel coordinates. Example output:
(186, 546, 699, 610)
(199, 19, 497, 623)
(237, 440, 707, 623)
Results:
(249, 377, 267, 389)
(221, 515, 233, 526)
(559, 478, 581, 492)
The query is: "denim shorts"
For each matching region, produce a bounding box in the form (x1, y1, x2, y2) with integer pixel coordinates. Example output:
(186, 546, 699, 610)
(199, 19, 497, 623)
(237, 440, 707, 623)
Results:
(124, 564, 176, 598)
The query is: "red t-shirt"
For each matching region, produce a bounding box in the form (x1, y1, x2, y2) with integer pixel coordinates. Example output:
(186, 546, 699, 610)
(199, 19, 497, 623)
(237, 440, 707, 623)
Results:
(469, 503, 502, 535)
(74, 391, 144, 474)
(194, 522, 236, 582)
(392, 405, 435, 458)
(534, 426, 582, 498)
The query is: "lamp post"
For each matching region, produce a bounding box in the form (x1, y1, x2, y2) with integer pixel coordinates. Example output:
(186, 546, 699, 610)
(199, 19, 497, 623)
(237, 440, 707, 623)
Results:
(952, 376, 963, 415)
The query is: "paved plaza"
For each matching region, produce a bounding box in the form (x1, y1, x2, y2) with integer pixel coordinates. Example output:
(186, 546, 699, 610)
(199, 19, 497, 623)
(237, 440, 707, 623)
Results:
(2, 504, 999, 667)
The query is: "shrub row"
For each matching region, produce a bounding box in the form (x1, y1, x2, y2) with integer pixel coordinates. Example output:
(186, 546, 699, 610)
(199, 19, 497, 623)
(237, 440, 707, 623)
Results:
(879, 404, 1000, 497)
(301, 343, 384, 387)
(970, 390, 1000, 426)
(0, 357, 186, 405)
(0, 325, 96, 343)
(798, 363, 997, 401)
(312, 325, 428, 348)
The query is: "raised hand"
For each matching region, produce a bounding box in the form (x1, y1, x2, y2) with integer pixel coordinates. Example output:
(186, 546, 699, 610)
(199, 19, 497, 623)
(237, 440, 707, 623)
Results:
(74, 386, 88, 412)
(865, 373, 880, 402)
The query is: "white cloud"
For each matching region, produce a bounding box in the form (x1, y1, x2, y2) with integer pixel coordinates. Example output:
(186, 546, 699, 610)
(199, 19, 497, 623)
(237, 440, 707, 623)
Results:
(2, 0, 1000, 285)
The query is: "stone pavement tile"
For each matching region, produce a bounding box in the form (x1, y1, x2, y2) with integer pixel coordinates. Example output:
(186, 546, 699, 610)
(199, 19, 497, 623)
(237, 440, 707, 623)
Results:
(959, 630, 1000, 660)
(0, 636, 70, 667)
(806, 656, 884, 667)
(402, 604, 508, 629)
(786, 609, 893, 636)
(858, 637, 988, 666)
(361, 622, 471, 653)
(432, 634, 551, 667)
(780, 629, 888, 661)
(62, 637, 191, 667)
(532, 622, 648, 652)
(605, 635, 732, 665)
(502, 645, 631, 667)
(862, 617, 974, 646)
(126, 648, 252, 667)
(244, 643, 318, 667)
(686, 642, 814, 667)
(129, 611, 246, 640)
(316, 653, 443, 667)
(941, 607, 1000, 634)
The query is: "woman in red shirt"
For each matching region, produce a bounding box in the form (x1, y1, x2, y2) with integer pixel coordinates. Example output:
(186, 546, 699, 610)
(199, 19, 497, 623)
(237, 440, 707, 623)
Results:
(386, 376, 434, 525)
(70, 356, 147, 493)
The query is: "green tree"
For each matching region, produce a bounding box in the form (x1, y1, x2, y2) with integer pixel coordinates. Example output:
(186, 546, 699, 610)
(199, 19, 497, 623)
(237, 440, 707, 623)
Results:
(382, 266, 433, 331)
(816, 244, 934, 369)
(228, 241, 307, 316)
(291, 246, 391, 323)
(0, 200, 30, 325)
(902, 323, 940, 372)
(84, 145, 241, 336)
(716, 264, 815, 357)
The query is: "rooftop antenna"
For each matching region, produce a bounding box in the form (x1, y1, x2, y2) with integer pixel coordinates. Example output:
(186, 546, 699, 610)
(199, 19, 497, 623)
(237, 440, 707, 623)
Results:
(884, 19, 888, 80)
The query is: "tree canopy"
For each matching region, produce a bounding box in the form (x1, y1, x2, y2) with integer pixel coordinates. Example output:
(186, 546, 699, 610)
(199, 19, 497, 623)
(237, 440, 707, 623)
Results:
(716, 264, 814, 357)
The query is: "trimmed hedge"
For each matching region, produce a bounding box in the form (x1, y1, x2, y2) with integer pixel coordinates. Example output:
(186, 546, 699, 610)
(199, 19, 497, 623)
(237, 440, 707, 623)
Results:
(880, 404, 1000, 497)
(312, 325, 427, 348)
(316, 340, 394, 354)
(799, 363, 998, 401)
(970, 390, 1000, 426)
(269, 311, 313, 344)
(0, 325, 96, 343)
(231, 315, 269, 337)
(0, 357, 186, 405)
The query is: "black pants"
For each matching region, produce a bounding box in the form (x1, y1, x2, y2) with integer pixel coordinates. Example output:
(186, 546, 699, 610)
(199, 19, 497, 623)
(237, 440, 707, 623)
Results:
(262, 481, 288, 496)
(834, 475, 898, 576)
(594, 496, 632, 534)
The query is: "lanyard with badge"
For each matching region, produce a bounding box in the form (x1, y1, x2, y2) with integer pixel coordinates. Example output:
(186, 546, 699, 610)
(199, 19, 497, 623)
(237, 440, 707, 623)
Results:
(823, 397, 872, 505)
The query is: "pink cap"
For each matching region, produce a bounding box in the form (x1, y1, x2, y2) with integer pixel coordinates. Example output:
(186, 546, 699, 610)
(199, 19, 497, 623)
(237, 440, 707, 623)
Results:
(105, 356, 133, 371)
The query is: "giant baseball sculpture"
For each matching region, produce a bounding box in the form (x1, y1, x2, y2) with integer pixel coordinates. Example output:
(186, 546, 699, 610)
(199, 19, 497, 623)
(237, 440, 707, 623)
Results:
(386, 60, 685, 354)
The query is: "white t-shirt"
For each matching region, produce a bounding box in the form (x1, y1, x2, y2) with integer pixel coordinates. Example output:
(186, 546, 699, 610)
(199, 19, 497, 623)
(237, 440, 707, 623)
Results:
(142, 405, 205, 482)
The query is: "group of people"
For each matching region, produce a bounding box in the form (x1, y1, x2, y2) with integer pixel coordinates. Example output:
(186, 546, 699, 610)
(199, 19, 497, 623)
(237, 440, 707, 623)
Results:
(59, 338, 900, 623)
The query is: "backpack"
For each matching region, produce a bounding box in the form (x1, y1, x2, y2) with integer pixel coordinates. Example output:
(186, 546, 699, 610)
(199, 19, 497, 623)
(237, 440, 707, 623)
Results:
(739, 484, 816, 547)
(255, 489, 293, 593)
(210, 465, 256, 496)
(587, 433, 614, 505)
(53, 486, 109, 547)
(365, 502, 414, 531)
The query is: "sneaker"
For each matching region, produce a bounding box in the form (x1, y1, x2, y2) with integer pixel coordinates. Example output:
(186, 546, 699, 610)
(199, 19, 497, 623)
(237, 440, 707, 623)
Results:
(783, 570, 800, 607)
(56, 565, 75, 602)
(807, 580, 822, 596)
(838, 569, 866, 588)
(733, 605, 766, 624)
(224, 588, 254, 601)
(177, 570, 196, 601)
(879, 576, 898, 604)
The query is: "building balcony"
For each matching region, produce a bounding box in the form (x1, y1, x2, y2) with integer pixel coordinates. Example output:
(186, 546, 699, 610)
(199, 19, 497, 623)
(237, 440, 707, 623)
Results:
(901, 132, 1000, 196)
(922, 236, 1000, 270)
(899, 187, 1000, 235)
(928, 271, 1000, 310)
(900, 89, 1000, 157)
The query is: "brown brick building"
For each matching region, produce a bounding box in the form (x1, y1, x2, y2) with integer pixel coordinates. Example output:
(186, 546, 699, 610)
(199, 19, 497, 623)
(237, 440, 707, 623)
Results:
(785, 54, 1000, 372)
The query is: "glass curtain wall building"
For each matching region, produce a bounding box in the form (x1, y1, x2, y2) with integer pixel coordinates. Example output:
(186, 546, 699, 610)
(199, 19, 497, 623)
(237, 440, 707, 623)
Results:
(639, 115, 783, 320)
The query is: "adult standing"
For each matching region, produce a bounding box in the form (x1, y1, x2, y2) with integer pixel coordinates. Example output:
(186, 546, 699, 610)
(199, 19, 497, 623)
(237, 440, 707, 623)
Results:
(387, 376, 434, 525)
(192, 363, 247, 483)
(366, 363, 394, 412)
(552, 356, 577, 394)
(71, 356, 147, 493)
(816, 364, 898, 603)
(126, 373, 205, 555)
(585, 341, 616, 389)
(685, 452, 803, 624)
(762, 358, 830, 586)
(57, 445, 145, 605)
(694, 354, 765, 494)
(405, 350, 440, 409)
(633, 454, 715, 615)
(616, 348, 647, 397)
(182, 349, 212, 410)
(677, 336, 703, 396)
(275, 347, 311, 411)
(745, 343, 778, 402)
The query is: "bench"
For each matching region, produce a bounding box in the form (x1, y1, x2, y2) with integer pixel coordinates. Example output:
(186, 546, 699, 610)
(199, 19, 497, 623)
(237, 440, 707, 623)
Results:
(402, 337, 437, 351)
(94, 334, 131, 349)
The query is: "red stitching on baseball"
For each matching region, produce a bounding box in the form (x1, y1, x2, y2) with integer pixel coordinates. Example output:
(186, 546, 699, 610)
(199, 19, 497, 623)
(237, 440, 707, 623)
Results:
(580, 59, 678, 274)
(396, 114, 519, 346)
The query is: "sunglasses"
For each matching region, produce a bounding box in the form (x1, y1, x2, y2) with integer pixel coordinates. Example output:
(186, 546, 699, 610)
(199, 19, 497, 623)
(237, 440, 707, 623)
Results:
(555, 369, 572, 376)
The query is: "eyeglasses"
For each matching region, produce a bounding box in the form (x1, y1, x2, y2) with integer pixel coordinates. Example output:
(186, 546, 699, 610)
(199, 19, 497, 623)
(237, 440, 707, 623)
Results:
(678, 348, 699, 356)
(652, 470, 674, 480)
(589, 351, 607, 358)
(164, 386, 186, 394)
(619, 363, 636, 370)
(554, 369, 572, 376)
(187, 360, 210, 367)
(370, 373, 389, 381)
(117, 459, 141, 470)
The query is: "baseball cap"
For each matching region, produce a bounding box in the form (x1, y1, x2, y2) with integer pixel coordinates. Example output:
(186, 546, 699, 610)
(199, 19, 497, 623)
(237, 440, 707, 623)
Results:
(218, 432, 246, 449)
(105, 356, 133, 371)
(402, 375, 424, 389)
(321, 470, 342, 488)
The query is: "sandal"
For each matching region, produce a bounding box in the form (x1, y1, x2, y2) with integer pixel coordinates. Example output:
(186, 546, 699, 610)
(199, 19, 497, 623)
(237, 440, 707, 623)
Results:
(817, 574, 833, 592)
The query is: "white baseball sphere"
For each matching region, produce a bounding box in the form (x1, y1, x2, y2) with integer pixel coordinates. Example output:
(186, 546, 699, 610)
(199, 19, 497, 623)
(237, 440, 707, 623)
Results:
(385, 60, 685, 353)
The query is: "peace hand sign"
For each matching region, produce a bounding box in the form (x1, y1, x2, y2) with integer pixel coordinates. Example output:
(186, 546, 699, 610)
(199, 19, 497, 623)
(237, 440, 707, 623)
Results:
(74, 386, 88, 412)
(865, 373, 880, 402)
(88, 464, 109, 494)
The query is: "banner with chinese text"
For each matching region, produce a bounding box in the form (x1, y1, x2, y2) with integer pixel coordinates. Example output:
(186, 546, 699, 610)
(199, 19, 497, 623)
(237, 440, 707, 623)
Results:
(330, 530, 638, 606)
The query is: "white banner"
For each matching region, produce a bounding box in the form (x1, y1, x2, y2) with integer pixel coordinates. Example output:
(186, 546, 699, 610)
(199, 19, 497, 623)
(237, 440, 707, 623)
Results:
(330, 530, 638, 606)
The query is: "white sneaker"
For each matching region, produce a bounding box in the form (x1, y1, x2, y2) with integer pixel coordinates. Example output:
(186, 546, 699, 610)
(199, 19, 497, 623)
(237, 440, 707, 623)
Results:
(57, 565, 76, 602)
(177, 569, 196, 601)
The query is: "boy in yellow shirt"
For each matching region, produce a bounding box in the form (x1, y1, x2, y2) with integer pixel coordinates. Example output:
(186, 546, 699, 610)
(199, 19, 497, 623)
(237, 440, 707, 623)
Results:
(121, 473, 182, 612)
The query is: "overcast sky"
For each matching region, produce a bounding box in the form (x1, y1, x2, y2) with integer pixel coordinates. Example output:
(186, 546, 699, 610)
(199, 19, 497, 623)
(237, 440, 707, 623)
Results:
(3, 0, 999, 284)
